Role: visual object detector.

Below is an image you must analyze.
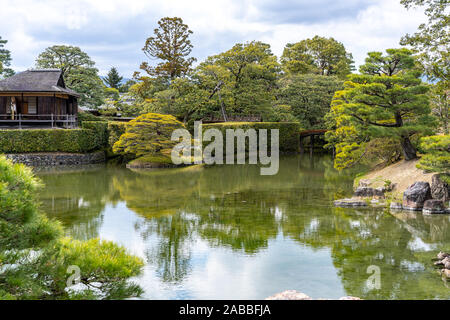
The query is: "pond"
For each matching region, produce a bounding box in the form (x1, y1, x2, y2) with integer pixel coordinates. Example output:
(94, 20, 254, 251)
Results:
(36, 155, 450, 300)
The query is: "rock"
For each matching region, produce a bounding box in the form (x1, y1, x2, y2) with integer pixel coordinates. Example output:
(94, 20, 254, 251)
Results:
(266, 290, 312, 300)
(441, 269, 450, 278)
(435, 257, 450, 266)
(374, 187, 386, 198)
(339, 296, 362, 300)
(358, 179, 371, 187)
(390, 202, 403, 210)
(354, 187, 375, 197)
(437, 252, 450, 260)
(334, 198, 368, 207)
(423, 199, 446, 214)
(266, 291, 362, 300)
(403, 182, 432, 210)
(431, 174, 450, 202)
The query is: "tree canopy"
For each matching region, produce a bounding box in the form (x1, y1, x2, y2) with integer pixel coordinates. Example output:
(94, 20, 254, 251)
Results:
(0, 36, 14, 78)
(113, 113, 185, 159)
(325, 48, 435, 169)
(197, 41, 280, 119)
(400, 0, 449, 82)
(281, 36, 354, 77)
(103, 67, 123, 89)
(35, 45, 105, 108)
(139, 17, 196, 80)
(277, 74, 343, 129)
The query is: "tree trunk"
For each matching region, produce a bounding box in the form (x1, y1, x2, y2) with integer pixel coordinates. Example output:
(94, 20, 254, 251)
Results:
(401, 136, 417, 160)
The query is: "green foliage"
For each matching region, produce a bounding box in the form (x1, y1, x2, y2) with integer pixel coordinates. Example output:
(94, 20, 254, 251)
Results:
(103, 67, 123, 89)
(277, 74, 343, 128)
(281, 36, 354, 77)
(428, 82, 449, 133)
(77, 111, 103, 124)
(202, 122, 301, 153)
(197, 41, 280, 119)
(119, 79, 137, 93)
(113, 113, 185, 158)
(0, 36, 14, 78)
(107, 121, 128, 148)
(104, 87, 120, 101)
(81, 121, 109, 147)
(35, 45, 105, 109)
(139, 17, 196, 80)
(417, 135, 450, 176)
(265, 104, 298, 123)
(325, 48, 435, 169)
(0, 156, 143, 299)
(144, 77, 210, 125)
(400, 0, 449, 83)
(0, 129, 102, 153)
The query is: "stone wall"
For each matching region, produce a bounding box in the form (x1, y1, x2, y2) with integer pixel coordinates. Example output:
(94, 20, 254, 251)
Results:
(5, 151, 106, 167)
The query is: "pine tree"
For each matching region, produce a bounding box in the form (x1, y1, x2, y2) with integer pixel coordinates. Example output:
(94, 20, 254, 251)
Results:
(104, 67, 123, 89)
(417, 135, 450, 181)
(325, 48, 436, 169)
(139, 17, 196, 80)
(0, 156, 144, 299)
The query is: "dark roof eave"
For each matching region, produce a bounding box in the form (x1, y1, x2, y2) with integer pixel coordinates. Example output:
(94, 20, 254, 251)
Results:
(0, 90, 80, 98)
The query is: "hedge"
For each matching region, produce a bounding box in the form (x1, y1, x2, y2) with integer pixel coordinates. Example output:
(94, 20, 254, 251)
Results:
(0, 129, 101, 153)
(81, 121, 109, 147)
(77, 112, 104, 124)
(108, 121, 128, 149)
(201, 122, 301, 153)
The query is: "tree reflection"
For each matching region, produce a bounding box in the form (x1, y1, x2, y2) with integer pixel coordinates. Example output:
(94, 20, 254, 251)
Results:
(36, 157, 450, 298)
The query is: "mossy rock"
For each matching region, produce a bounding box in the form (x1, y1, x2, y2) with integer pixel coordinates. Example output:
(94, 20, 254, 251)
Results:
(126, 155, 179, 169)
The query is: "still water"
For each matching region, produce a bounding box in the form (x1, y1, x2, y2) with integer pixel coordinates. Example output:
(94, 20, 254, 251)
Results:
(37, 155, 450, 299)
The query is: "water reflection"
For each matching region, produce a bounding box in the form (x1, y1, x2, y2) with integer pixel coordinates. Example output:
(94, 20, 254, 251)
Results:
(37, 156, 450, 299)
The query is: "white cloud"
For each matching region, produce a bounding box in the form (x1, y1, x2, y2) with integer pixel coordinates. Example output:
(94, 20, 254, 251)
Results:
(0, 0, 427, 77)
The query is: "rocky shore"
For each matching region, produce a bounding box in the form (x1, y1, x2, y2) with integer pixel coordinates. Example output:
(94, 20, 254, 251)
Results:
(335, 173, 450, 214)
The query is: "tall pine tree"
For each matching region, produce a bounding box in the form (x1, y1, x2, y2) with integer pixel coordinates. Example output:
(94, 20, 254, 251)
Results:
(104, 67, 123, 89)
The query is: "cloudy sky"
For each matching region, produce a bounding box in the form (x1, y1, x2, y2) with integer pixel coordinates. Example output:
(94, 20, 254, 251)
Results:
(0, 0, 426, 78)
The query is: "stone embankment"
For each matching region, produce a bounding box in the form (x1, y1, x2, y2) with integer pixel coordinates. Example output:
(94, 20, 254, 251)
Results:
(6, 151, 106, 166)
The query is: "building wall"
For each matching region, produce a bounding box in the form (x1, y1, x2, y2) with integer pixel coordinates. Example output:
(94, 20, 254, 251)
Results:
(0, 95, 78, 117)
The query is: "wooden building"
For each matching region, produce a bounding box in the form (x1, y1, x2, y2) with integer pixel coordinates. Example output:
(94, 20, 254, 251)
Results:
(0, 69, 79, 128)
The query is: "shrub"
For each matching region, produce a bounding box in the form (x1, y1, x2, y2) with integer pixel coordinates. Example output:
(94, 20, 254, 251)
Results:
(0, 156, 144, 299)
(417, 135, 450, 181)
(0, 129, 101, 153)
(82, 121, 109, 147)
(113, 113, 185, 158)
(108, 121, 128, 148)
(77, 111, 103, 124)
(201, 122, 301, 153)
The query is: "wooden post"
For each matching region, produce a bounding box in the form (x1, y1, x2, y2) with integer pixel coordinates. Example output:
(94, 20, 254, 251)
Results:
(51, 114, 54, 128)
(19, 114, 21, 129)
